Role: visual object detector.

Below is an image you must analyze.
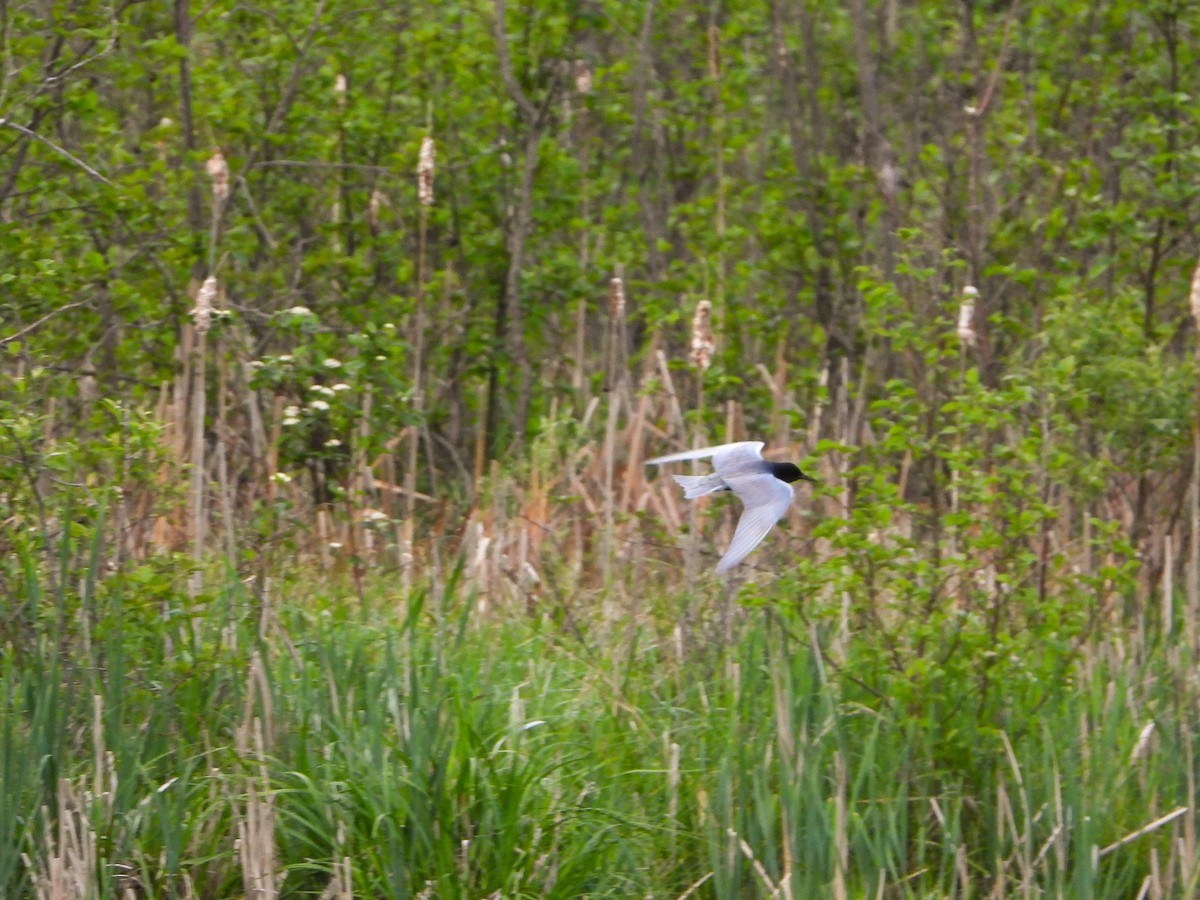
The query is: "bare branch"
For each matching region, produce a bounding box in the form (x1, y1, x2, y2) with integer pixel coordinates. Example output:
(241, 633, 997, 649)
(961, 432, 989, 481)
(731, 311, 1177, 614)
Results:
(1, 300, 94, 347)
(0, 119, 114, 188)
(492, 0, 538, 123)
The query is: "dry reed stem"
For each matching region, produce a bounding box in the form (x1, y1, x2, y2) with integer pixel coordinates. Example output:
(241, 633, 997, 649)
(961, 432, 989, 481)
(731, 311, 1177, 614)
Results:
(832, 749, 848, 900)
(1099, 807, 1189, 858)
(1184, 716, 1198, 888)
(216, 351, 236, 564)
(318, 851, 352, 900)
(619, 393, 650, 513)
(655, 350, 686, 437)
(237, 716, 279, 899)
(405, 139, 435, 594)
(602, 273, 626, 586)
(188, 277, 218, 594)
(667, 739, 680, 822)
(807, 362, 828, 450)
(674, 872, 713, 900)
(730, 829, 780, 896)
(22, 773, 111, 900)
(572, 295, 588, 398)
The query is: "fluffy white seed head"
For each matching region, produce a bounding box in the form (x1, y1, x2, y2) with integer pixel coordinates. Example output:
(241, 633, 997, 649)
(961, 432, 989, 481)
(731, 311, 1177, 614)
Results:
(574, 59, 592, 95)
(608, 274, 625, 319)
(689, 300, 715, 371)
(192, 276, 218, 335)
(205, 149, 229, 203)
(417, 136, 435, 207)
(957, 285, 978, 347)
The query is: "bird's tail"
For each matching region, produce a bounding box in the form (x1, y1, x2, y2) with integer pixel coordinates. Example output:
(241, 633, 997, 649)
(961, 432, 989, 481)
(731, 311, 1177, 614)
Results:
(671, 473, 726, 500)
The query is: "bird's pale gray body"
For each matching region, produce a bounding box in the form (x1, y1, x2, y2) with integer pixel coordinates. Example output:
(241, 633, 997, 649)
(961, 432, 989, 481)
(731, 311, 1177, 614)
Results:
(646, 441, 800, 574)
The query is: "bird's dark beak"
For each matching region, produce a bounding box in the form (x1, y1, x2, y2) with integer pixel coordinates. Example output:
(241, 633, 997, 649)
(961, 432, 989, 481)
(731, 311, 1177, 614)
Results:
(800, 473, 818, 483)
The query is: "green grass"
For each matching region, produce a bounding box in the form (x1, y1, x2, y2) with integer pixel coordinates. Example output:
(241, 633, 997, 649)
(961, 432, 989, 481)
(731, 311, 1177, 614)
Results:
(1, 539, 1196, 898)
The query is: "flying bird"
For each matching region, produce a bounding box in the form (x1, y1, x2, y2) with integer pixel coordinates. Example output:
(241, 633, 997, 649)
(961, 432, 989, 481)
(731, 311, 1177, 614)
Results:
(646, 441, 816, 574)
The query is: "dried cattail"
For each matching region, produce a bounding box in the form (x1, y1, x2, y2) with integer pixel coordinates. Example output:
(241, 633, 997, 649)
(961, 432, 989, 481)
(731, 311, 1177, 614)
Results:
(608, 273, 626, 319)
(205, 148, 229, 203)
(155, 117, 173, 162)
(957, 285, 978, 347)
(574, 59, 592, 95)
(192, 275, 218, 336)
(879, 159, 900, 203)
(689, 299, 715, 371)
(367, 188, 385, 227)
(417, 136, 435, 207)
(1189, 258, 1200, 331)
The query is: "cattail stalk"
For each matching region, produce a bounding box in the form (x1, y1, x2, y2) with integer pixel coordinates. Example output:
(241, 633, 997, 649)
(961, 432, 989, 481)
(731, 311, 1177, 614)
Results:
(216, 348, 236, 564)
(602, 268, 625, 588)
(1189, 259, 1200, 653)
(204, 149, 228, 272)
(189, 275, 217, 595)
(708, 23, 728, 351)
(404, 134, 435, 593)
(689, 297, 715, 412)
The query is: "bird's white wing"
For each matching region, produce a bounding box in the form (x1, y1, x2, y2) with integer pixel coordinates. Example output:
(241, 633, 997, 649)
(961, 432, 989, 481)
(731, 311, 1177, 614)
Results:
(710, 442, 771, 478)
(715, 474, 794, 574)
(646, 441, 764, 467)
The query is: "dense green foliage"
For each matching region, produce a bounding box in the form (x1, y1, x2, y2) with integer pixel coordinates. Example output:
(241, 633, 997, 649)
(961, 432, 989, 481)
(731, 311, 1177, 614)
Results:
(4, 0, 1200, 896)
(5, 0, 1198, 457)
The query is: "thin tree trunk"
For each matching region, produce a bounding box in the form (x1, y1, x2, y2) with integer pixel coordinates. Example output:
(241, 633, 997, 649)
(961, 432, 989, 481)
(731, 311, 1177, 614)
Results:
(769, 0, 839, 355)
(174, 0, 204, 242)
(848, 0, 896, 279)
(489, 0, 548, 457)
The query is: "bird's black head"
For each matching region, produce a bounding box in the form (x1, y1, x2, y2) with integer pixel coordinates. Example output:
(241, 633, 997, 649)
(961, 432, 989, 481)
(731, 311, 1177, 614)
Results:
(769, 461, 817, 484)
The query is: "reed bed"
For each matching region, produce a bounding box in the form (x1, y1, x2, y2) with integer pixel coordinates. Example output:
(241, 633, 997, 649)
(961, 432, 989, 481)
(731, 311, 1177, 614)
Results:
(0, 530, 1195, 897)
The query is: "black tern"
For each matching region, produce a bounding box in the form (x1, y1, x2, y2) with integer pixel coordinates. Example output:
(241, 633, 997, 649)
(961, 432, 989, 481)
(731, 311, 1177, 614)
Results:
(646, 441, 816, 574)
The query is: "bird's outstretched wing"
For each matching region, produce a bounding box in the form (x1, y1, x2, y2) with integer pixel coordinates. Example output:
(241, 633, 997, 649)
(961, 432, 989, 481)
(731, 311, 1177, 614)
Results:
(715, 474, 794, 574)
(646, 441, 764, 467)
